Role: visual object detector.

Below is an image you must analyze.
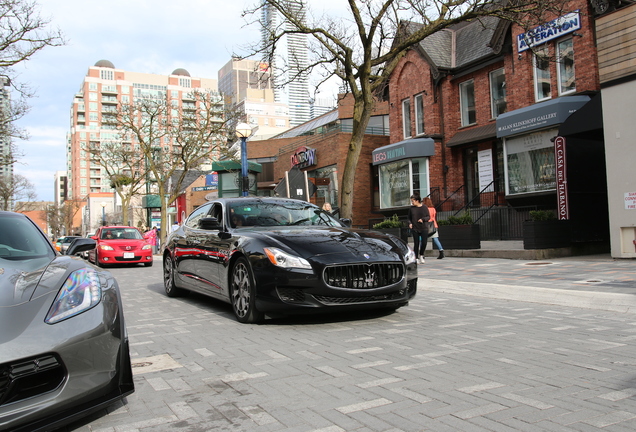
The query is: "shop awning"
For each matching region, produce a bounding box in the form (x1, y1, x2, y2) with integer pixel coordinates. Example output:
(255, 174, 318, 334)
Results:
(372, 137, 435, 165)
(446, 123, 497, 147)
(496, 95, 590, 138)
(558, 93, 603, 139)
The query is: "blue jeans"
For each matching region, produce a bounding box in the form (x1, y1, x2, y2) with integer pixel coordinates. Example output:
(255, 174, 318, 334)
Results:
(432, 237, 443, 251)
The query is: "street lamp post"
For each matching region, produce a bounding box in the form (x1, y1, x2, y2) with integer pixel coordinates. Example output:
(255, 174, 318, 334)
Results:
(101, 202, 107, 226)
(235, 123, 252, 197)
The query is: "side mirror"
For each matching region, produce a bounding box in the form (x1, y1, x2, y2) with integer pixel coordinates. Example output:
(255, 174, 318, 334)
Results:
(66, 238, 96, 255)
(199, 217, 221, 230)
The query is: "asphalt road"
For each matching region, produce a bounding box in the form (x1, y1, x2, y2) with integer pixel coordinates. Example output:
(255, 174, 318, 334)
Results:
(64, 256, 636, 431)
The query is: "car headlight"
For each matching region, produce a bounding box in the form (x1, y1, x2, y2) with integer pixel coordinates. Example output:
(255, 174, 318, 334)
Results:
(99, 244, 114, 251)
(45, 268, 102, 324)
(404, 246, 416, 264)
(264, 247, 311, 269)
(142, 244, 152, 250)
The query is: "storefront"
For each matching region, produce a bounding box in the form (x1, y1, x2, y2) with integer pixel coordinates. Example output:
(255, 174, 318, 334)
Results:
(497, 94, 609, 247)
(372, 138, 436, 210)
(496, 95, 590, 204)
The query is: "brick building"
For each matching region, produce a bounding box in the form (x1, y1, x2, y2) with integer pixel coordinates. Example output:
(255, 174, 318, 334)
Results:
(382, 0, 610, 248)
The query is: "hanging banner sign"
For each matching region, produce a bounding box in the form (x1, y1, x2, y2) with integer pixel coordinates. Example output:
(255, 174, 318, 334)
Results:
(554, 136, 569, 220)
(517, 10, 581, 53)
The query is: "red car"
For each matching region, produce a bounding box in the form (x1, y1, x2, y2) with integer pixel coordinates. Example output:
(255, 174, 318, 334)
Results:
(88, 226, 153, 267)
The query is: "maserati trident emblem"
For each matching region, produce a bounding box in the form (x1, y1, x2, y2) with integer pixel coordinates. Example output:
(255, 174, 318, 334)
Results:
(364, 268, 376, 285)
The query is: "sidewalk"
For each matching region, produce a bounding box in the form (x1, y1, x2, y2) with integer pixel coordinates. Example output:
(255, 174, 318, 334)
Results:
(416, 246, 636, 314)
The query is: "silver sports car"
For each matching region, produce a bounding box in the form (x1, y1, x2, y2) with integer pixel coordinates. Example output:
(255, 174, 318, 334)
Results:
(0, 211, 134, 431)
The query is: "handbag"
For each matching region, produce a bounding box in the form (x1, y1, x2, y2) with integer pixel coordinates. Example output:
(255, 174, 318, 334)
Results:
(427, 220, 437, 237)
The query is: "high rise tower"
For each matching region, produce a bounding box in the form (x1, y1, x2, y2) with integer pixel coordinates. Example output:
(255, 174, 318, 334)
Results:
(261, 0, 310, 127)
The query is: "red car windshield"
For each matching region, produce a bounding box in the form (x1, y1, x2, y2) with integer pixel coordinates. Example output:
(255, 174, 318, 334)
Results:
(100, 228, 143, 240)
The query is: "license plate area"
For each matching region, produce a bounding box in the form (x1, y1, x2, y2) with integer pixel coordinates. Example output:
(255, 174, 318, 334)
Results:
(123, 252, 135, 259)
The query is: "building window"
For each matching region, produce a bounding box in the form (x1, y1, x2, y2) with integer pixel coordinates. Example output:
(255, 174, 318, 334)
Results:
(504, 128, 557, 195)
(89, 83, 97, 91)
(533, 49, 551, 101)
(414, 93, 425, 135)
(459, 80, 476, 126)
(402, 98, 411, 138)
(557, 38, 575, 95)
(179, 78, 191, 88)
(489, 68, 507, 118)
(100, 70, 114, 80)
(378, 157, 429, 209)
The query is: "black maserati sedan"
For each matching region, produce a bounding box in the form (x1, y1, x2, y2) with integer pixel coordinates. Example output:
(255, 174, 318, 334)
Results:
(163, 197, 418, 323)
(0, 211, 134, 431)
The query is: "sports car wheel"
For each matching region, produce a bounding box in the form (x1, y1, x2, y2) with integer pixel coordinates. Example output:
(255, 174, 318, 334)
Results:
(164, 255, 185, 297)
(230, 257, 264, 324)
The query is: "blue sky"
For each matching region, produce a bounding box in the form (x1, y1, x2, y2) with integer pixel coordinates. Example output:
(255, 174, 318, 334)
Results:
(13, 0, 265, 201)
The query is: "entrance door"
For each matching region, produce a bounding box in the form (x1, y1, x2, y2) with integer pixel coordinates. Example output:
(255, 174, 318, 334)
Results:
(464, 147, 480, 207)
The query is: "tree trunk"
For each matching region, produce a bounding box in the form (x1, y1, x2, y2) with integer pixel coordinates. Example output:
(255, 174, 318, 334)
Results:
(339, 97, 373, 221)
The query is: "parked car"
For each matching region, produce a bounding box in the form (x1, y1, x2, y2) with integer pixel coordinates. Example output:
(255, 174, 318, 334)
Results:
(0, 211, 134, 431)
(54, 236, 78, 252)
(163, 197, 418, 323)
(88, 226, 153, 267)
(59, 235, 81, 254)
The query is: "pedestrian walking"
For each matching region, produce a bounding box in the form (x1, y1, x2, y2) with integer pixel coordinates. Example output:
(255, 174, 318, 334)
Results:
(144, 226, 158, 254)
(423, 197, 444, 259)
(407, 193, 430, 264)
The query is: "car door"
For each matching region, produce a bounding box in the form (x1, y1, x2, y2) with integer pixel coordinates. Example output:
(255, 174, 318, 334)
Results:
(172, 204, 212, 292)
(194, 203, 227, 296)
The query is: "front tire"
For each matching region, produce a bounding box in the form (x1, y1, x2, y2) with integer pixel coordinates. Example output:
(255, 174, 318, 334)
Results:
(230, 257, 264, 324)
(164, 255, 185, 297)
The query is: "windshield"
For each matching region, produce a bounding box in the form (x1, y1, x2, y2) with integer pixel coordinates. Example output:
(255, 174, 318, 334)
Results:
(0, 213, 54, 260)
(228, 200, 343, 228)
(100, 228, 143, 240)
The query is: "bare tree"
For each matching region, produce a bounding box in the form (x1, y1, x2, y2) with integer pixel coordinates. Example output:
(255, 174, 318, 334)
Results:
(244, 0, 571, 219)
(0, 0, 65, 158)
(109, 90, 239, 245)
(45, 200, 82, 236)
(87, 136, 147, 227)
(0, 172, 34, 209)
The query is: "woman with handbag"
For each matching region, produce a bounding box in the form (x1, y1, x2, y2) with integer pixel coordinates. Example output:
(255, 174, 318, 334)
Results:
(408, 193, 430, 264)
(423, 197, 444, 259)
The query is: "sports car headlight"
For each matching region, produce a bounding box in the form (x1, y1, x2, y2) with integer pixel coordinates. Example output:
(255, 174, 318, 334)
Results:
(45, 268, 102, 324)
(264, 247, 311, 269)
(99, 244, 114, 251)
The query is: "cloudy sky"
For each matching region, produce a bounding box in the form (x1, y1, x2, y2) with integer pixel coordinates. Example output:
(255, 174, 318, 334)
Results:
(13, 0, 342, 201)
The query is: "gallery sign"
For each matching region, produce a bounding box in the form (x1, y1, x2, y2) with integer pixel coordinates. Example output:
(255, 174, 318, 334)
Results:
(291, 146, 317, 168)
(554, 136, 569, 220)
(517, 11, 581, 53)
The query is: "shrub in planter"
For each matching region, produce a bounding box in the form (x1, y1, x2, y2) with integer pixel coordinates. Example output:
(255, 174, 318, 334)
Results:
(523, 210, 571, 249)
(372, 214, 408, 242)
(437, 212, 481, 250)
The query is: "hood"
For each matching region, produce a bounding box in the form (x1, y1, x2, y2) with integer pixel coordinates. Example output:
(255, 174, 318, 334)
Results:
(255, 226, 404, 262)
(0, 256, 81, 308)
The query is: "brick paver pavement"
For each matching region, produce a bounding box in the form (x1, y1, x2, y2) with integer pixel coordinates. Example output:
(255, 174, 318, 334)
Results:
(64, 256, 636, 431)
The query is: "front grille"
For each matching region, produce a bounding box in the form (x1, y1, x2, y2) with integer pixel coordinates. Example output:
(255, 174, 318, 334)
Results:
(323, 263, 404, 289)
(314, 290, 407, 305)
(0, 354, 66, 406)
(115, 256, 141, 261)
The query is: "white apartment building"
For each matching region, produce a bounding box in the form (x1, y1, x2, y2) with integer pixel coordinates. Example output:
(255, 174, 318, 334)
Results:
(67, 60, 219, 201)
